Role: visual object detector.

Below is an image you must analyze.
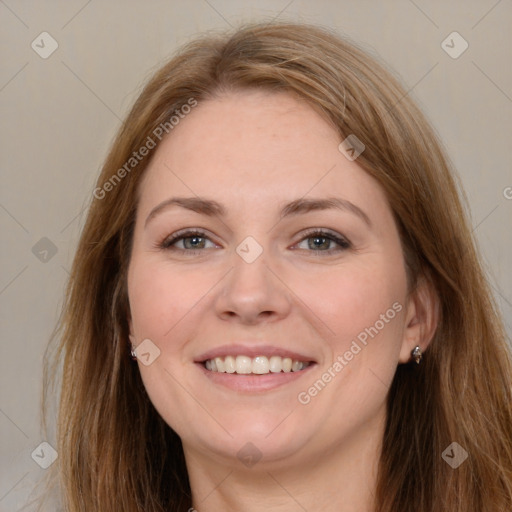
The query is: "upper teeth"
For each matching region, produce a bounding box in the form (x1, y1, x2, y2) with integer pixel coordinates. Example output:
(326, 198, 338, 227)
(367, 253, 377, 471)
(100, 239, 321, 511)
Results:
(204, 355, 310, 374)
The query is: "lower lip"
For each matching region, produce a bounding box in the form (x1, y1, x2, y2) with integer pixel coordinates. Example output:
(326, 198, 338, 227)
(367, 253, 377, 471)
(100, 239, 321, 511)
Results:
(196, 362, 317, 392)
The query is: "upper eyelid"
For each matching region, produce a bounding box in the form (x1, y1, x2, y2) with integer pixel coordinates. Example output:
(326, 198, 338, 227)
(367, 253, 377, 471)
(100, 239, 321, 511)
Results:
(162, 228, 216, 244)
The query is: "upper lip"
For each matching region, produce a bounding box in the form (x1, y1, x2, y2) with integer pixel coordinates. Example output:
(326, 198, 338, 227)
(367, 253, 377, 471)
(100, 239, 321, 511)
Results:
(195, 343, 317, 363)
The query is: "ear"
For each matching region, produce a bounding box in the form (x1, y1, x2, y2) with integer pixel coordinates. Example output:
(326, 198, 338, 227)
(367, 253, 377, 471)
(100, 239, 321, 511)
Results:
(127, 310, 135, 345)
(398, 275, 439, 364)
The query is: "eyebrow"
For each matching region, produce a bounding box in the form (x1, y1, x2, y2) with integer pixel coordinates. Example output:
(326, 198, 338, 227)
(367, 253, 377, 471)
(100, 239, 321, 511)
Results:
(144, 196, 372, 228)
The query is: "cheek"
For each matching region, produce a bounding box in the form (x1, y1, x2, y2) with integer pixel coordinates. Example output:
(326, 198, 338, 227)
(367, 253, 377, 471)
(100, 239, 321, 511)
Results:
(127, 259, 209, 432)
(295, 258, 408, 420)
(128, 258, 205, 343)
(297, 264, 407, 416)
(299, 259, 407, 353)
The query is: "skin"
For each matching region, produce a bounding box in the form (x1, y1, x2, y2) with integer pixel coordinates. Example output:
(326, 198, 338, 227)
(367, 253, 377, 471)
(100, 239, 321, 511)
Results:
(127, 89, 437, 511)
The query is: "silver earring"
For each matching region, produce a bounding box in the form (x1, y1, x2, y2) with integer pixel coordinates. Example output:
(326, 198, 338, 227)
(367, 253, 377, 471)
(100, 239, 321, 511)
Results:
(411, 346, 423, 364)
(129, 335, 137, 360)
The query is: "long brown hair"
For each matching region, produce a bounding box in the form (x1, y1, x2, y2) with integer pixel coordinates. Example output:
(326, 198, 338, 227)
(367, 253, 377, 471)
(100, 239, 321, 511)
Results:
(40, 21, 512, 511)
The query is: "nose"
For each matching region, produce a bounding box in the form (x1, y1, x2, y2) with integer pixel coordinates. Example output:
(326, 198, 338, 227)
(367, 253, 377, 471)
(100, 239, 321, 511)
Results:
(213, 250, 292, 325)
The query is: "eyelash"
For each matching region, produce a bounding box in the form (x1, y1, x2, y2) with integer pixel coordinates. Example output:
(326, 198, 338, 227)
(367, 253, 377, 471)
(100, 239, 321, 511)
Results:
(158, 228, 351, 255)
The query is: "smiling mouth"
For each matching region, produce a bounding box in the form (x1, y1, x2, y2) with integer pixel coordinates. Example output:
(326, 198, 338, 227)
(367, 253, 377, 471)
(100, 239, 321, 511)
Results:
(202, 355, 313, 375)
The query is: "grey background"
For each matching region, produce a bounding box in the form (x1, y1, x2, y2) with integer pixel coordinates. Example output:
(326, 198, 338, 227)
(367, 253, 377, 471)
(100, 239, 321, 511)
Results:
(1, 1, 511, 510)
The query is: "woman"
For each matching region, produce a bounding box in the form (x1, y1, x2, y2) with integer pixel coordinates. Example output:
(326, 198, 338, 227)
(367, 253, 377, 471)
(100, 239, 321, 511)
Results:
(41, 21, 512, 511)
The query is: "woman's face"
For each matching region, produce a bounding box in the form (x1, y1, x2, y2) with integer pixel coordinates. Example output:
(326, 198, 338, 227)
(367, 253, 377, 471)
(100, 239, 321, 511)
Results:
(127, 89, 413, 469)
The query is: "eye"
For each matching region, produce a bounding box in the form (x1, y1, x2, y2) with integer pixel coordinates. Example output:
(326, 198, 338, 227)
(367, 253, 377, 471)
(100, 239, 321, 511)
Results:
(158, 228, 351, 255)
(159, 229, 217, 253)
(293, 228, 351, 254)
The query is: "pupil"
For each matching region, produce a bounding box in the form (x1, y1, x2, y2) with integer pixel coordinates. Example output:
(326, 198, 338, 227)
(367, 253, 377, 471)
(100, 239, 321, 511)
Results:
(311, 236, 328, 249)
(186, 236, 203, 249)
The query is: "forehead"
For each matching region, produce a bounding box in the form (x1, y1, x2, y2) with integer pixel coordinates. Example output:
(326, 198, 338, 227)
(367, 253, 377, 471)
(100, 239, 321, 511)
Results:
(136, 89, 388, 220)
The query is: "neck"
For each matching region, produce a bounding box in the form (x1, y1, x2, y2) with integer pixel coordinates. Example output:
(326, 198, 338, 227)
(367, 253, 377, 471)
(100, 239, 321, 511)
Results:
(184, 408, 385, 512)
